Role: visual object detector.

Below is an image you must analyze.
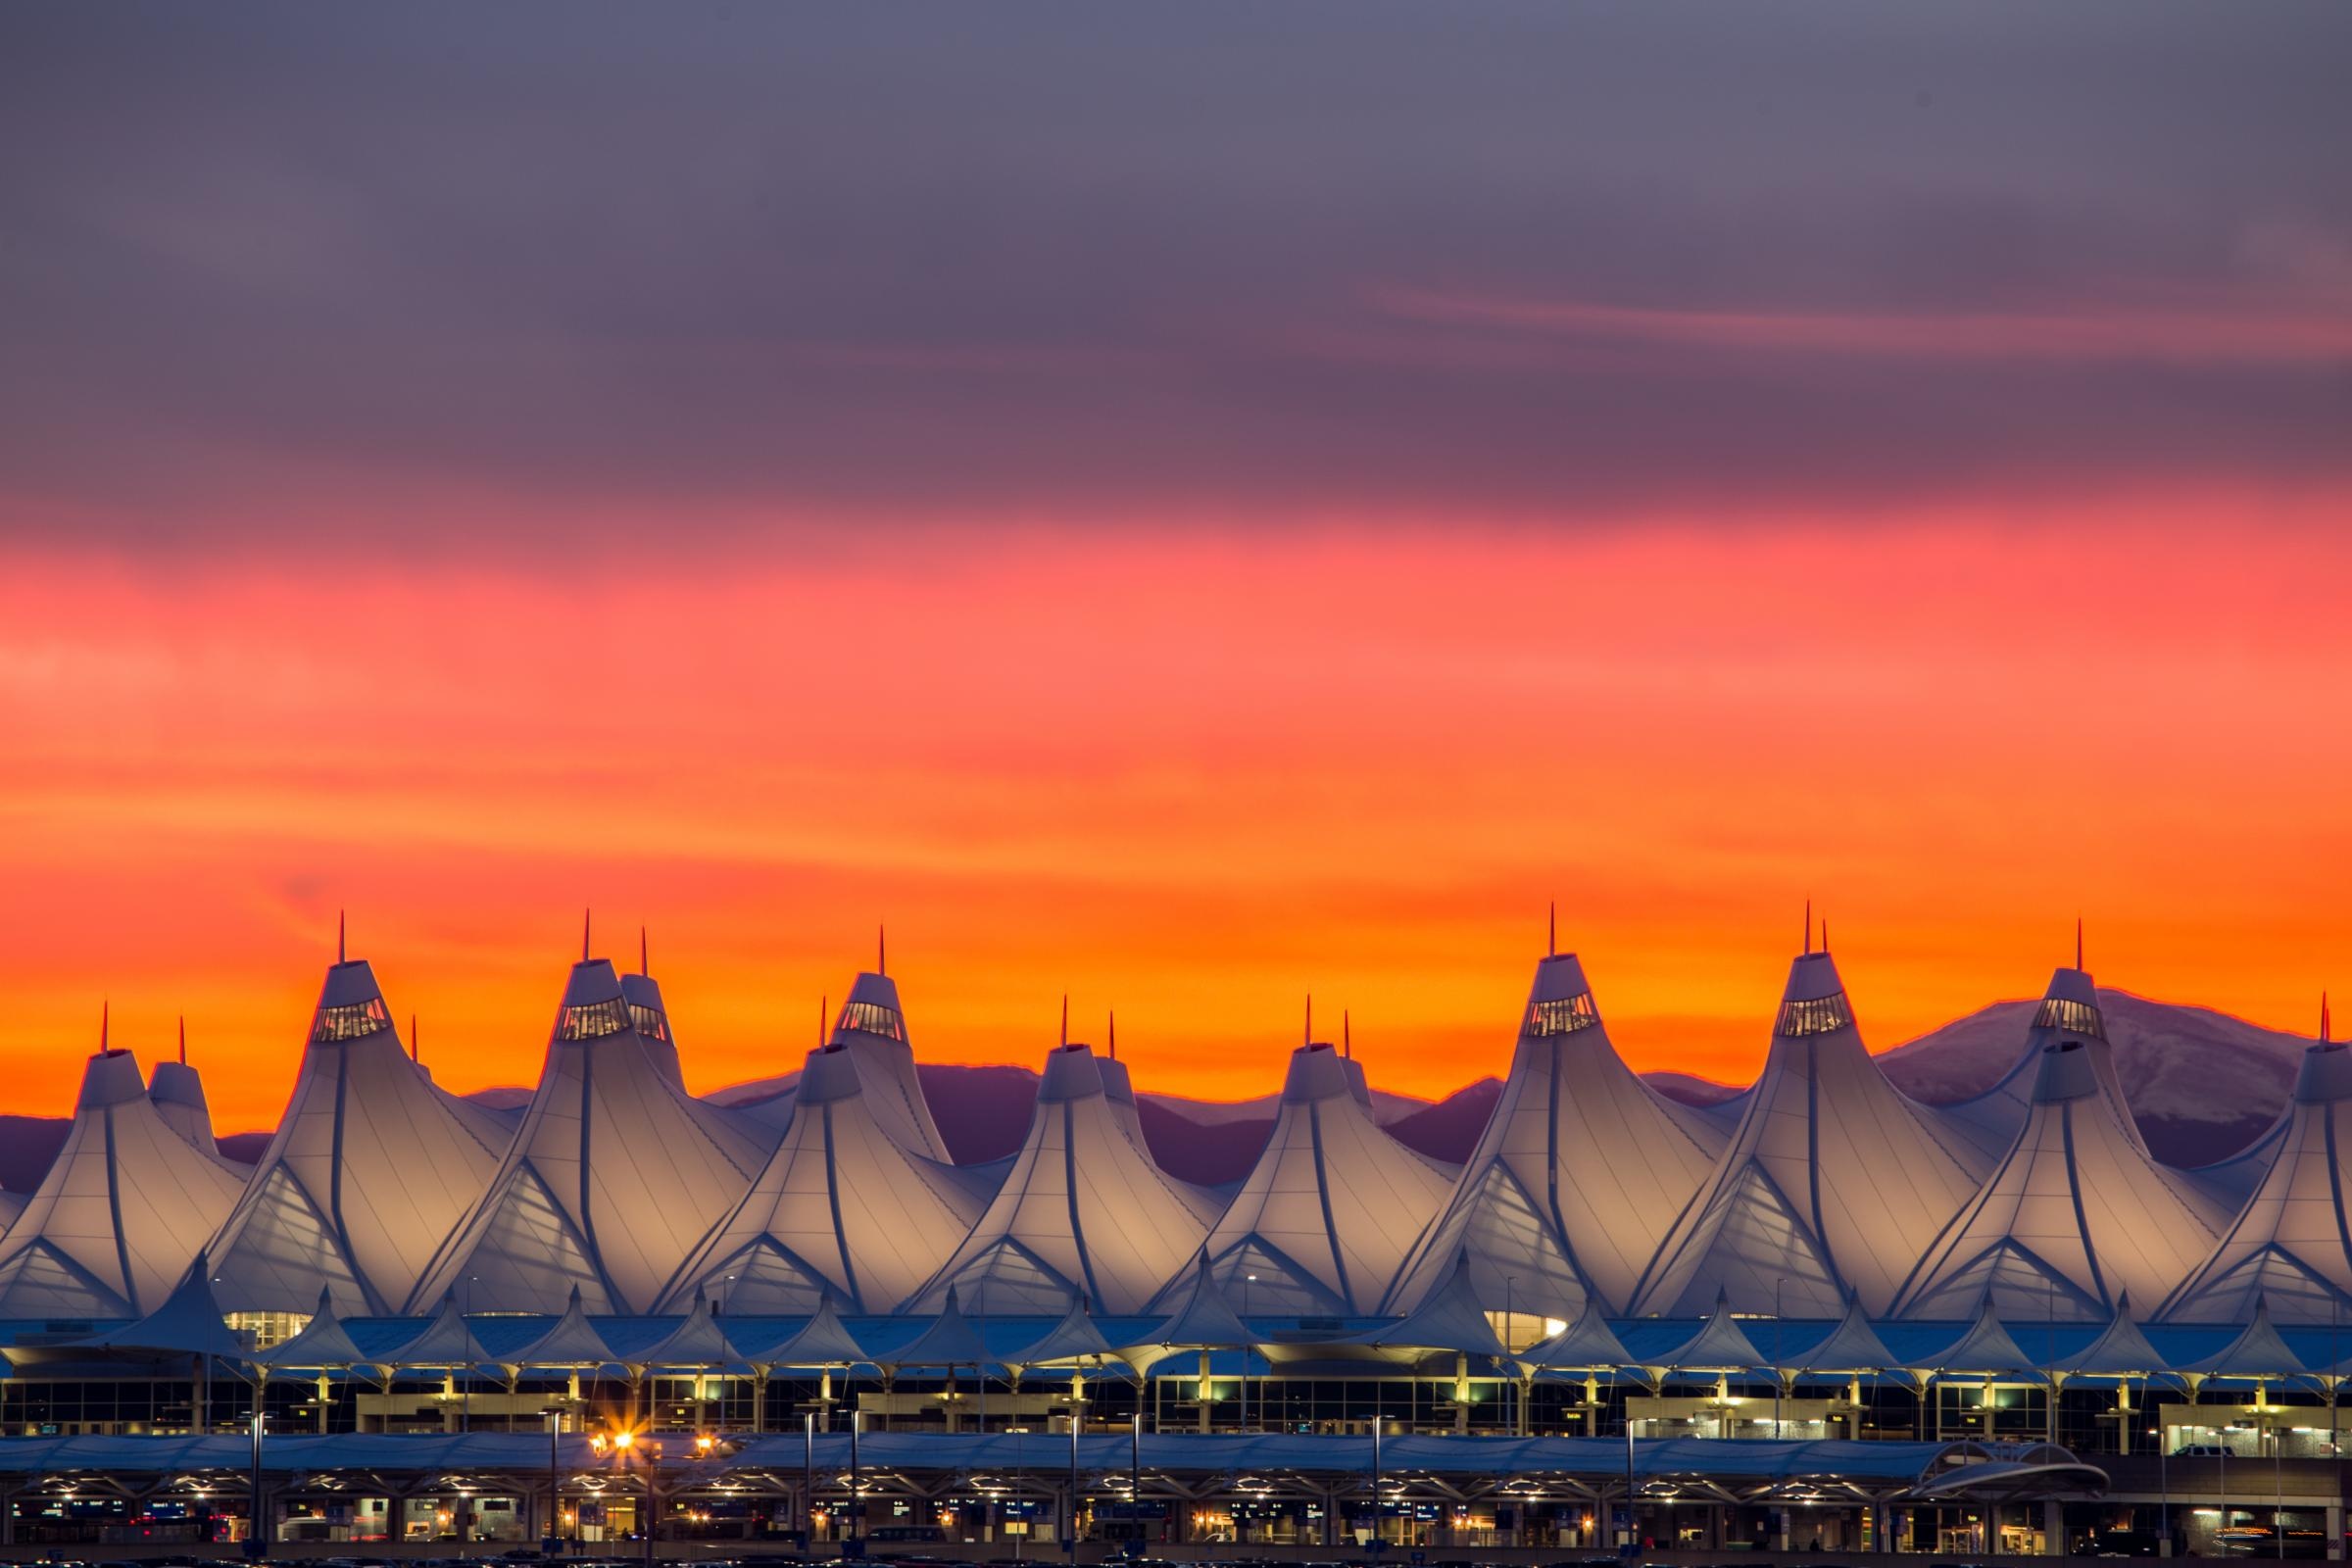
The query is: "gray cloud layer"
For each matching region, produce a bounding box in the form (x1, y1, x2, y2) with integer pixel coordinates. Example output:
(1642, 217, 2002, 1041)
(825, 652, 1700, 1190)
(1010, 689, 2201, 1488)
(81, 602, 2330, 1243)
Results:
(3, 2, 2348, 547)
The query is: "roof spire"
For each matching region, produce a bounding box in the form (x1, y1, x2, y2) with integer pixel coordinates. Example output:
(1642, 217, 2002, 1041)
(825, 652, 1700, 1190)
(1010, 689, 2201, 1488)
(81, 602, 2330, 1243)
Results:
(640, 925, 648, 976)
(878, 923, 886, 976)
(411, 1012, 418, 1063)
(100, 999, 108, 1052)
(581, 907, 591, 962)
(2325, 992, 2332, 1046)
(1821, 918, 1830, 954)
(177, 1014, 186, 1065)
(1548, 901, 1556, 958)
(1304, 993, 1312, 1047)
(1108, 1010, 1117, 1059)
(1059, 993, 1068, 1048)
(1343, 1009, 1351, 1057)
(2076, 915, 2083, 972)
(338, 908, 346, 963)
(819, 994, 828, 1049)
(1803, 897, 1812, 956)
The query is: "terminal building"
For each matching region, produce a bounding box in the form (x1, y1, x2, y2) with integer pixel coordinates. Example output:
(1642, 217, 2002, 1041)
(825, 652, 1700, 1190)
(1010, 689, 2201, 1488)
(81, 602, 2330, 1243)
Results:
(1, 928, 2346, 1556)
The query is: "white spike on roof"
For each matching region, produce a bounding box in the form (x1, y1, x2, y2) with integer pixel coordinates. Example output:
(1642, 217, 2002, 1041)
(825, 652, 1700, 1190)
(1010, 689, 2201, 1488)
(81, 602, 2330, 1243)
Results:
(1385, 952, 1726, 1321)
(1893, 1038, 2225, 1322)
(619, 971, 687, 1090)
(0, 1050, 247, 1319)
(1365, 1251, 1508, 1356)
(1520, 1297, 1634, 1371)
(406, 959, 765, 1315)
(1096, 1053, 1149, 1147)
(831, 971, 950, 1161)
(1629, 951, 1987, 1318)
(634, 1290, 737, 1367)
(62, 1250, 248, 1358)
(504, 1285, 619, 1368)
(1794, 1294, 1898, 1373)
(737, 1294, 869, 1367)
(2163, 1043, 2352, 1324)
(655, 1041, 984, 1314)
(1651, 1291, 1765, 1370)
(1175, 1041, 1452, 1315)
(1922, 1296, 2043, 1378)
(146, 1059, 235, 1167)
(2176, 1295, 2306, 1378)
(2049, 1293, 2170, 1376)
(883, 1285, 991, 1365)
(906, 1043, 1216, 1315)
(1938, 968, 2144, 1164)
(383, 1292, 491, 1368)
(255, 1289, 372, 1371)
(208, 958, 514, 1316)
(1134, 1253, 1254, 1352)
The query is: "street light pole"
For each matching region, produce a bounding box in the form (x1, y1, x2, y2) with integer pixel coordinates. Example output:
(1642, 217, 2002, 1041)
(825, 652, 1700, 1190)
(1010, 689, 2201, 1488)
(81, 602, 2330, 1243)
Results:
(1242, 1275, 1255, 1434)
(545, 1408, 563, 1556)
(803, 1411, 815, 1549)
(1774, 1277, 1786, 1442)
(1068, 1416, 1081, 1567)
(246, 1408, 266, 1563)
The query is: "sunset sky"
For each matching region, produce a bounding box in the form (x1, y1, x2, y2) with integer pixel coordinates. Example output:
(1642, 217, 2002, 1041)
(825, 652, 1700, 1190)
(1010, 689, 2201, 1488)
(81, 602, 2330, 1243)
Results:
(3, 4, 2348, 1132)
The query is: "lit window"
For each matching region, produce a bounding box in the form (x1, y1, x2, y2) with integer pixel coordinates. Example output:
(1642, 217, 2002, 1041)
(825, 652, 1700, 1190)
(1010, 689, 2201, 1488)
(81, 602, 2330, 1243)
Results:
(836, 1000, 906, 1043)
(556, 998, 632, 1041)
(2032, 997, 2104, 1040)
(629, 1004, 670, 1043)
(226, 1309, 312, 1351)
(313, 998, 391, 1043)
(1524, 993, 1598, 1037)
(1775, 993, 1853, 1038)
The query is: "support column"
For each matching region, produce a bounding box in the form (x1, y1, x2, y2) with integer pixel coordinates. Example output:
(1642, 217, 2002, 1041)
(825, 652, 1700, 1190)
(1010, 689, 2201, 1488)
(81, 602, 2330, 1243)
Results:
(2328, 1503, 2343, 1561)
(2042, 1499, 2063, 1555)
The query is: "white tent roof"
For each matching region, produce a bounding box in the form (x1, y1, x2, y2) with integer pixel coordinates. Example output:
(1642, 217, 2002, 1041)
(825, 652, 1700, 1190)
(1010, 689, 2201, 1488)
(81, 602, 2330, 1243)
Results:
(633, 1289, 737, 1367)
(1922, 1297, 2043, 1379)
(2176, 1296, 2306, 1379)
(655, 1039, 984, 1313)
(1384, 952, 1726, 1321)
(60, 1250, 248, 1360)
(1097, 1051, 1148, 1148)
(147, 1050, 236, 1168)
(619, 967, 687, 1090)
(1794, 1294, 1899, 1374)
(1937, 967, 2144, 1164)
(1629, 951, 1987, 1318)
(1364, 1251, 1507, 1357)
(256, 1288, 373, 1371)
(0, 1048, 247, 1319)
(2163, 1043, 2352, 1324)
(737, 1294, 869, 1368)
(1178, 1041, 1451, 1315)
(0, 1191, 24, 1235)
(382, 1292, 491, 1368)
(1893, 1036, 2225, 1321)
(503, 1285, 620, 1369)
(2050, 1294, 2170, 1378)
(1650, 1291, 1766, 1371)
(407, 958, 765, 1314)
(208, 958, 514, 1315)
(906, 1043, 1216, 1315)
(830, 970, 950, 1161)
(1134, 1252, 1254, 1352)
(883, 1284, 991, 1365)
(1005, 1298, 1122, 1372)
(1521, 1297, 1634, 1372)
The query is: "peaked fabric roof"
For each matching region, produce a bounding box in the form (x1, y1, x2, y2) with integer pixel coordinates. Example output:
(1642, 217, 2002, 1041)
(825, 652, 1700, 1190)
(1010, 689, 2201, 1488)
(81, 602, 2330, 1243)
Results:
(633, 1291, 737, 1367)
(2050, 1295, 2171, 1377)
(882, 1286, 991, 1365)
(1520, 1296, 1634, 1371)
(1921, 1297, 2044, 1378)
(1893, 1037, 2225, 1321)
(1936, 968, 2144, 1164)
(382, 1292, 492, 1368)
(1650, 1292, 1766, 1371)
(655, 1040, 982, 1314)
(2163, 1043, 2352, 1324)
(1630, 951, 1987, 1318)
(502, 1286, 619, 1368)
(2175, 1296, 2306, 1379)
(830, 970, 951, 1161)
(406, 958, 765, 1315)
(1795, 1295, 1899, 1373)
(1384, 953, 1725, 1321)
(1096, 1053, 1149, 1149)
(737, 1295, 869, 1367)
(1178, 1041, 1451, 1315)
(906, 1043, 1216, 1315)
(62, 1250, 248, 1359)
(0, 1049, 248, 1319)
(1364, 1252, 1507, 1356)
(146, 1058, 235, 1167)
(1005, 1298, 1121, 1370)
(208, 957, 514, 1316)
(1134, 1252, 1254, 1351)
(255, 1289, 373, 1370)
(619, 970, 687, 1091)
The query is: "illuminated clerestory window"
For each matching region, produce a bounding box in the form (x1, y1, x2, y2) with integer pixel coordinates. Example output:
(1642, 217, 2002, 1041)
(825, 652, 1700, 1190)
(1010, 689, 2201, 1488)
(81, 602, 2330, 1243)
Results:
(2032, 997, 2105, 1040)
(1524, 993, 1599, 1037)
(629, 1004, 670, 1043)
(312, 997, 390, 1043)
(1775, 992, 1853, 1038)
(555, 997, 632, 1041)
(836, 1000, 906, 1042)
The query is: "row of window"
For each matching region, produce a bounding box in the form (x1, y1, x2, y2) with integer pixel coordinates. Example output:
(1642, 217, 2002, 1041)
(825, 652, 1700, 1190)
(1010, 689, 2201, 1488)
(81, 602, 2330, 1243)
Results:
(555, 998, 632, 1041)
(2033, 996, 2106, 1039)
(836, 1000, 906, 1043)
(629, 1004, 671, 1043)
(312, 998, 391, 1044)
(1775, 993, 1853, 1038)
(1524, 994, 1599, 1037)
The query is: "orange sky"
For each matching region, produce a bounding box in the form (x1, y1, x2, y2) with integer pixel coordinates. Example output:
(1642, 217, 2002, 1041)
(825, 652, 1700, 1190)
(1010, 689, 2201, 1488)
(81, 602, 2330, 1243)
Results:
(3, 487, 2346, 1133)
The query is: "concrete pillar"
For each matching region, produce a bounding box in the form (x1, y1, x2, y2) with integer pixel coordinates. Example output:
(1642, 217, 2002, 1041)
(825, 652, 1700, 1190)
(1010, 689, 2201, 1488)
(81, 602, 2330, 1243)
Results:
(2042, 1499, 2063, 1554)
(1199, 1351, 1212, 1433)
(317, 1374, 332, 1433)
(2328, 1502, 2343, 1560)
(1776, 1506, 1790, 1551)
(1453, 1353, 1471, 1434)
